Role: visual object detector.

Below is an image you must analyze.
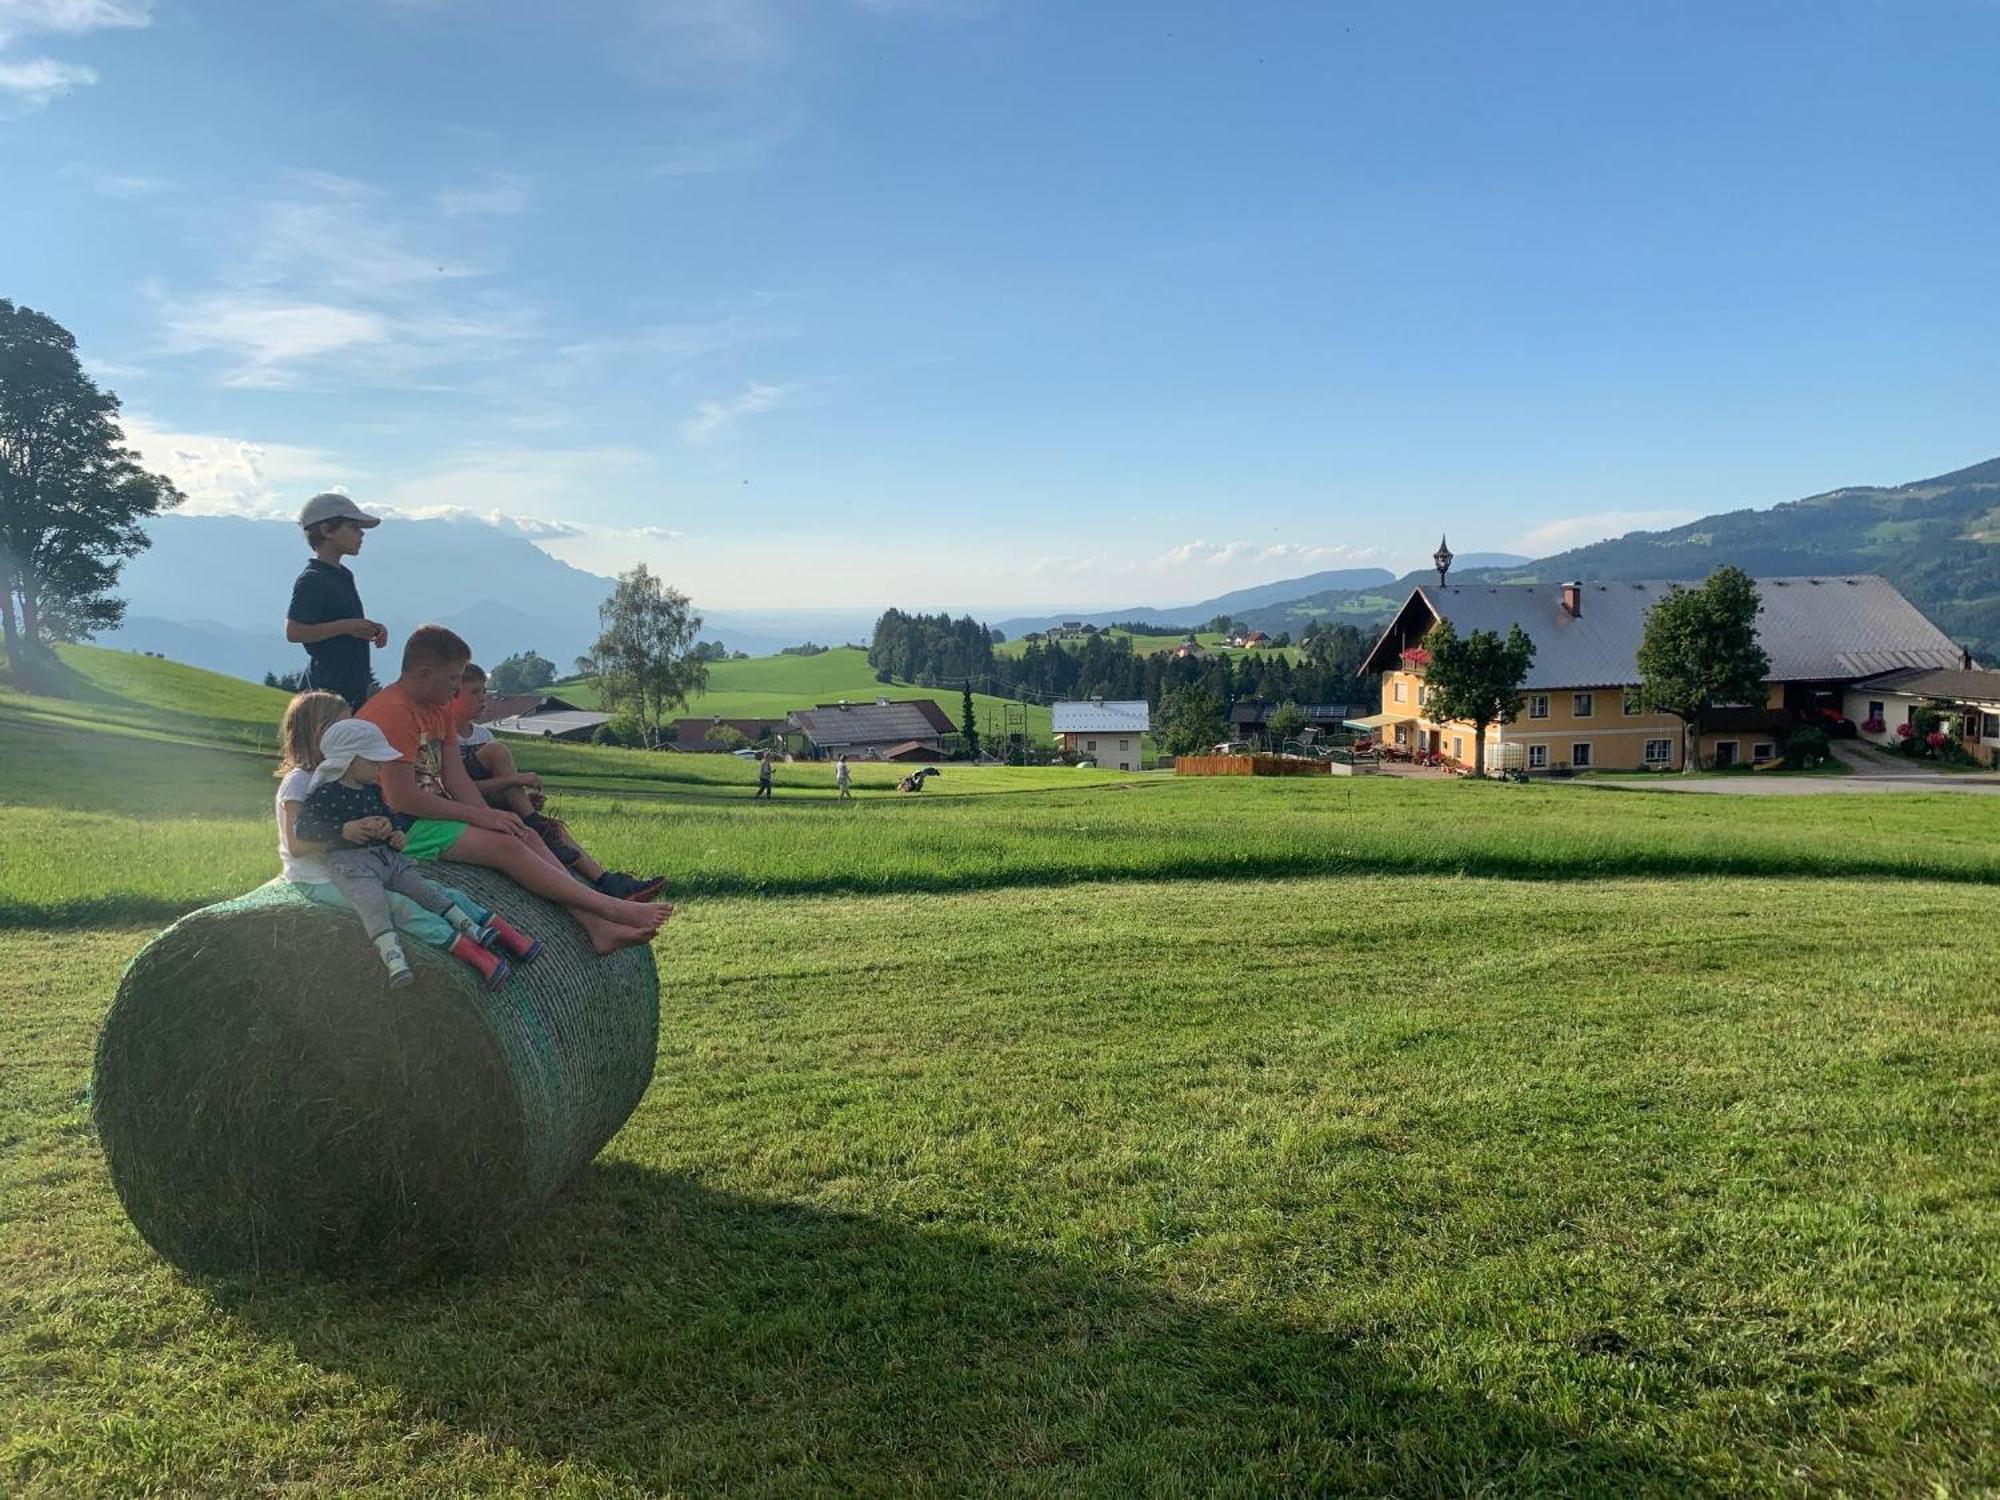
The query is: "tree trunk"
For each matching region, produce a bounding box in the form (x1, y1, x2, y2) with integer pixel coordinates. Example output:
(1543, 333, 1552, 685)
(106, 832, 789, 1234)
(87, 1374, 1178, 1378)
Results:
(1683, 713, 1700, 773)
(1472, 717, 1488, 778)
(0, 566, 20, 675)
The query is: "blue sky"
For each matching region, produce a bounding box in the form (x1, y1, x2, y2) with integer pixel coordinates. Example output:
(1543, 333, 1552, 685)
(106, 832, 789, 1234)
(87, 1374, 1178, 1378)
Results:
(4, 0, 1997, 611)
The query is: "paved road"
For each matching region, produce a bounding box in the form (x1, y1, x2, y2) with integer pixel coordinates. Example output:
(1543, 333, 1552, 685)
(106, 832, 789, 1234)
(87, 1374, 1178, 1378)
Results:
(1586, 773, 2000, 795)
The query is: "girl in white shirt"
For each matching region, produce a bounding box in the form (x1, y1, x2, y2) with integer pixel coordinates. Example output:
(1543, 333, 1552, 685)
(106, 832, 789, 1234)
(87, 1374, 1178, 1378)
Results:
(275, 691, 489, 952)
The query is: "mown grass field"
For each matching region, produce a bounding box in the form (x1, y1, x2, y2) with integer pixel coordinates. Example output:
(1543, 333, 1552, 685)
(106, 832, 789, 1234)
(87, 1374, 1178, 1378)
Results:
(3, 652, 1998, 1496)
(551, 646, 1056, 741)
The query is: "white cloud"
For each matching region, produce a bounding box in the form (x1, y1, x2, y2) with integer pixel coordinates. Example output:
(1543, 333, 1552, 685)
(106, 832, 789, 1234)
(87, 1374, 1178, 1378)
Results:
(94, 170, 163, 195)
(154, 173, 535, 388)
(119, 414, 342, 519)
(680, 380, 798, 443)
(437, 171, 530, 216)
(0, 0, 148, 110)
(1509, 509, 1701, 556)
(160, 296, 391, 387)
(633, 524, 685, 541)
(0, 54, 88, 104)
(1150, 539, 1385, 571)
(379, 444, 653, 521)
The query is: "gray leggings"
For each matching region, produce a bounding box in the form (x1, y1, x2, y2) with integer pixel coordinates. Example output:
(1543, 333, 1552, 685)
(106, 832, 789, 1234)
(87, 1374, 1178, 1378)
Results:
(322, 845, 455, 941)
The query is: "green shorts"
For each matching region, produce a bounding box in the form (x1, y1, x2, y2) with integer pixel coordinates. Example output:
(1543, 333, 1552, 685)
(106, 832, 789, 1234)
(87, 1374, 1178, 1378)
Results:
(401, 817, 468, 861)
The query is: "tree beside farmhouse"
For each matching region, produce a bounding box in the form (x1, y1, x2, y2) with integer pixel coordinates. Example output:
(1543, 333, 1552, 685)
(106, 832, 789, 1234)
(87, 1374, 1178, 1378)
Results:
(1156, 685, 1226, 757)
(578, 564, 708, 749)
(1420, 619, 1534, 778)
(0, 300, 182, 688)
(1636, 566, 1771, 772)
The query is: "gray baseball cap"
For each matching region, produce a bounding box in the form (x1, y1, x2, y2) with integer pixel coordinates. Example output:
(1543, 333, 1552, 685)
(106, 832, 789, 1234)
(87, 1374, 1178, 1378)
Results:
(298, 492, 381, 530)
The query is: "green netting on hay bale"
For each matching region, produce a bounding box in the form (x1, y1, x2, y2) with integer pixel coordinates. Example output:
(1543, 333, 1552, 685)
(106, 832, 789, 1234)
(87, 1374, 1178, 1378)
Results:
(92, 863, 659, 1276)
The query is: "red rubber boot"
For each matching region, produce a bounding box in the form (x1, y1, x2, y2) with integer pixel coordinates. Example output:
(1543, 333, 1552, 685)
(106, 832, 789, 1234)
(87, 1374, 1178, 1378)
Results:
(482, 915, 543, 964)
(449, 933, 512, 990)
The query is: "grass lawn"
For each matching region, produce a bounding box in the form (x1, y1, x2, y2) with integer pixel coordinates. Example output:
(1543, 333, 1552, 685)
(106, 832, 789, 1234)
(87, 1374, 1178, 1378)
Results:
(552, 646, 1055, 742)
(3, 653, 1998, 1495)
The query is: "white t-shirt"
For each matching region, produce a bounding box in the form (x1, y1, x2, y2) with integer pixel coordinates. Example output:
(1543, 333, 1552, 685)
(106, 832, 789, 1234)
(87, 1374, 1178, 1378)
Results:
(276, 766, 333, 884)
(461, 721, 494, 748)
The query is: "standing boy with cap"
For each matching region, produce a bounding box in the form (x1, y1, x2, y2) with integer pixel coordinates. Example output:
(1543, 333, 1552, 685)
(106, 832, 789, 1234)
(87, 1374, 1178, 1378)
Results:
(285, 492, 390, 710)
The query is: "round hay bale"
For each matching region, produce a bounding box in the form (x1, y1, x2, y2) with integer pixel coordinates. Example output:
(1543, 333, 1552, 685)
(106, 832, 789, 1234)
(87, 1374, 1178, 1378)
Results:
(92, 863, 658, 1276)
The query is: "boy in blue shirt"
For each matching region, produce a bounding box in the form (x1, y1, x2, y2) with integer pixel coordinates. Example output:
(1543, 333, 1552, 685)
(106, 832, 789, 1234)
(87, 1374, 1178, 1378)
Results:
(285, 492, 389, 710)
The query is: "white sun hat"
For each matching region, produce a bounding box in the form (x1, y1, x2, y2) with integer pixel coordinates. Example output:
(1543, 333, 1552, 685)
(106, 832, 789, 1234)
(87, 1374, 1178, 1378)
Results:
(310, 717, 404, 790)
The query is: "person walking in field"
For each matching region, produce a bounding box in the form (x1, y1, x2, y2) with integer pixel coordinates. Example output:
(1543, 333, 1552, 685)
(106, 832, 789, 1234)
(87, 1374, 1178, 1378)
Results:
(284, 492, 389, 710)
(754, 751, 774, 799)
(292, 718, 540, 990)
(354, 623, 669, 953)
(835, 754, 851, 801)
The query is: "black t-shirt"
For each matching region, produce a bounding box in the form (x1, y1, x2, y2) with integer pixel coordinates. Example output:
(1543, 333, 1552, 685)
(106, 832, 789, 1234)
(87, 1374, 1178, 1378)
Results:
(287, 559, 372, 708)
(294, 779, 410, 845)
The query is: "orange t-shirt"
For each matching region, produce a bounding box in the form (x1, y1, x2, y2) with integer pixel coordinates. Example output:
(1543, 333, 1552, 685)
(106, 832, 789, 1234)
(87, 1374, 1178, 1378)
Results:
(357, 683, 458, 802)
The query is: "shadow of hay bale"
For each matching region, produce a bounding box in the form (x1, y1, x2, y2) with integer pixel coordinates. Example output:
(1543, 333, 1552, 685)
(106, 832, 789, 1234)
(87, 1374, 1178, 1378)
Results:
(91, 866, 658, 1277)
(211, 1165, 1714, 1495)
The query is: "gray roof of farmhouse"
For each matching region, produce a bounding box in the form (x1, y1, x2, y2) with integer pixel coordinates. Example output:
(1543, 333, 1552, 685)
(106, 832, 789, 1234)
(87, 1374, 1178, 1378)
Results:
(1363, 576, 1963, 689)
(788, 700, 952, 748)
(1052, 699, 1151, 734)
(1855, 665, 2000, 702)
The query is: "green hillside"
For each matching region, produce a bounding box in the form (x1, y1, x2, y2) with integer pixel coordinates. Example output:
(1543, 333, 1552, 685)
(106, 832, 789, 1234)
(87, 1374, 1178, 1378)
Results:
(556, 646, 1054, 740)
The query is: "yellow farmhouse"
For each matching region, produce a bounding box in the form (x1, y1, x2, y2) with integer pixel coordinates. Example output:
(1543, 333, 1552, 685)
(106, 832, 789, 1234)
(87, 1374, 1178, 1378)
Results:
(1358, 576, 1967, 773)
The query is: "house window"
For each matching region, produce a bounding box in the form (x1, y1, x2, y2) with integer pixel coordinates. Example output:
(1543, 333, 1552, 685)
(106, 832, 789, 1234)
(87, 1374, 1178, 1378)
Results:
(1528, 744, 1548, 769)
(1572, 693, 1594, 718)
(1571, 742, 1593, 768)
(1118, 738, 1130, 750)
(1752, 741, 1776, 761)
(1644, 738, 1672, 765)
(1393, 681, 1406, 704)
(1869, 700, 1885, 724)
(1713, 740, 1739, 768)
(1622, 686, 1643, 715)
(1452, 736, 1463, 760)
(1529, 694, 1549, 719)
(1984, 713, 2000, 740)
(1087, 739, 1097, 752)
(1395, 726, 1409, 746)
(1419, 684, 1431, 707)
(1907, 705, 1919, 725)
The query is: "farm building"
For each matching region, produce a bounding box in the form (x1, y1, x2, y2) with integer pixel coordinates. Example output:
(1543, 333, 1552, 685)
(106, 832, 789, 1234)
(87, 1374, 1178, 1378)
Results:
(789, 699, 956, 760)
(1360, 575, 1968, 773)
(1229, 701, 1360, 745)
(1844, 665, 2000, 766)
(666, 716, 791, 752)
(486, 708, 612, 742)
(475, 693, 581, 724)
(1052, 698, 1150, 771)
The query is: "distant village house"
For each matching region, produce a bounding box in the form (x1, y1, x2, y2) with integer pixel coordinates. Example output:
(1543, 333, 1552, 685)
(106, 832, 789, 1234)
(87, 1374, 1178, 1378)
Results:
(1052, 698, 1150, 771)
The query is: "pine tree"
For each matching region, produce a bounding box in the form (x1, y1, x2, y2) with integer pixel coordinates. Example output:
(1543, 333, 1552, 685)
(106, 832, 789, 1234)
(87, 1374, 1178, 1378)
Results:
(961, 682, 979, 759)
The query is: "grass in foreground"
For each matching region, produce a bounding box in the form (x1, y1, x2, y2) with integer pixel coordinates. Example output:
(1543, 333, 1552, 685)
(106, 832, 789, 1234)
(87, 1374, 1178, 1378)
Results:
(4, 877, 1997, 1495)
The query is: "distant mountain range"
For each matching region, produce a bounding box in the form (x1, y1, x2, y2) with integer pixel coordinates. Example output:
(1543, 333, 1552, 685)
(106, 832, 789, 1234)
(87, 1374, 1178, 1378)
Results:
(96, 454, 2000, 682)
(992, 566, 1411, 637)
(1245, 456, 2000, 658)
(97, 514, 878, 682)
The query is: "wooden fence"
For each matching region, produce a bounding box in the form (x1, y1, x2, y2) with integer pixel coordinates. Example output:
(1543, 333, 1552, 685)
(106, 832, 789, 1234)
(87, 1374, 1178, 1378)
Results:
(1174, 754, 1326, 778)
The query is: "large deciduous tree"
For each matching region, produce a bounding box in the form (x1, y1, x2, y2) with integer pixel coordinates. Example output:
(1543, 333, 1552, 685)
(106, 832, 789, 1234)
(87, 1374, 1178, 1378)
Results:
(0, 299, 181, 687)
(1419, 619, 1535, 778)
(1156, 685, 1226, 757)
(1636, 566, 1770, 772)
(489, 649, 556, 695)
(578, 564, 707, 748)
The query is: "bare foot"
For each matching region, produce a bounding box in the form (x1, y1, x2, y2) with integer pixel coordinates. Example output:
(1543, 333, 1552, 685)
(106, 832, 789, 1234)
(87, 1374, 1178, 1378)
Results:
(616, 899, 669, 932)
(593, 921, 658, 955)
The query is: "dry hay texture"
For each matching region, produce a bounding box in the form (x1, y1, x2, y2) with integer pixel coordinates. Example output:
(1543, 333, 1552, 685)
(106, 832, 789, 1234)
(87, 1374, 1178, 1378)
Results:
(92, 864, 659, 1276)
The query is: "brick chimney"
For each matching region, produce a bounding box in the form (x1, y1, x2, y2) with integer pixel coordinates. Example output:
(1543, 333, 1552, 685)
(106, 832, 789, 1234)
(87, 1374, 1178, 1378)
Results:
(1560, 581, 1583, 618)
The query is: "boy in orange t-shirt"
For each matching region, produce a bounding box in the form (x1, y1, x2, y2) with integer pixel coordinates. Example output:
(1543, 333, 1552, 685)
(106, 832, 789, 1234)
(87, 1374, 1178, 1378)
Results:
(357, 625, 668, 954)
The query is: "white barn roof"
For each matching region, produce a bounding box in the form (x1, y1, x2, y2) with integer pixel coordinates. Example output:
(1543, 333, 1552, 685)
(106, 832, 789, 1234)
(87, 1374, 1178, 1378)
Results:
(1052, 699, 1151, 733)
